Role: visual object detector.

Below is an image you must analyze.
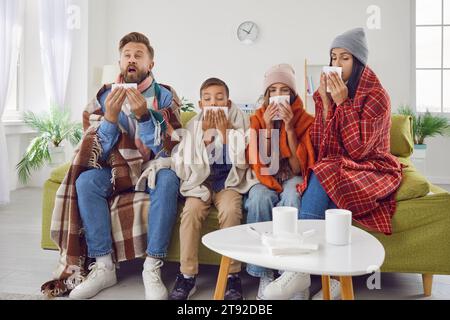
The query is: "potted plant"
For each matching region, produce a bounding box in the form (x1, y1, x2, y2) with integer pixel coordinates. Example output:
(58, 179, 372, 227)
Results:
(16, 106, 83, 184)
(397, 105, 450, 159)
(180, 97, 195, 113)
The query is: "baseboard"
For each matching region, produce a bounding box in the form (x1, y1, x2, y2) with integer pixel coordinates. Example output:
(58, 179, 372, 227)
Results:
(427, 176, 450, 185)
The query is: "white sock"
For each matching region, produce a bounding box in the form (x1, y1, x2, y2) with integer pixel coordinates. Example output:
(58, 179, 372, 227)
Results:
(145, 256, 161, 266)
(183, 273, 195, 279)
(96, 254, 114, 270)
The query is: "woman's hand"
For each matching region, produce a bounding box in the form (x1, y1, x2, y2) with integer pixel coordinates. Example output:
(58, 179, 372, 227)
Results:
(328, 72, 349, 106)
(318, 72, 329, 101)
(279, 101, 294, 132)
(318, 72, 332, 122)
(263, 102, 278, 129)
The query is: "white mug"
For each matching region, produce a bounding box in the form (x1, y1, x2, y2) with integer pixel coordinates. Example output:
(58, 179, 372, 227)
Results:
(272, 207, 298, 237)
(322, 66, 343, 93)
(325, 209, 352, 246)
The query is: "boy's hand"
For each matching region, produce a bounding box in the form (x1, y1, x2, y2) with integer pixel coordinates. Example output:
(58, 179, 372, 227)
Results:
(202, 110, 216, 144)
(105, 87, 126, 124)
(126, 88, 149, 120)
(215, 109, 230, 143)
(202, 110, 216, 132)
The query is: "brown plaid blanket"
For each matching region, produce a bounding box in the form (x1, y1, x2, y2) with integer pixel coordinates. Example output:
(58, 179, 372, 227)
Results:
(41, 84, 181, 297)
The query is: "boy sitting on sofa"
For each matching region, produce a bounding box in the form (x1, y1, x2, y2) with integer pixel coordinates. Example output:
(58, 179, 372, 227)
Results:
(170, 78, 258, 300)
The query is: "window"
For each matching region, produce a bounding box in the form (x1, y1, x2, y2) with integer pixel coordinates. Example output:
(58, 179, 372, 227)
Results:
(3, 52, 21, 115)
(2, 2, 24, 123)
(415, 0, 450, 113)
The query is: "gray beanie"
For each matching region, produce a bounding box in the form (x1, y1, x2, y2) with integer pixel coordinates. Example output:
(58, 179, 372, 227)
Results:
(330, 27, 369, 65)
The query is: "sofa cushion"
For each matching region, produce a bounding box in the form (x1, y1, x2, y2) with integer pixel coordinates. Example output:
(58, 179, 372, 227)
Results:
(181, 111, 197, 127)
(390, 115, 414, 158)
(49, 162, 71, 184)
(396, 157, 430, 201)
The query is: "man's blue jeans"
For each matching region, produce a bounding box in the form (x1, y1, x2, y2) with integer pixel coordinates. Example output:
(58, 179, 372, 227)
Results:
(244, 176, 303, 278)
(299, 172, 337, 220)
(76, 167, 180, 259)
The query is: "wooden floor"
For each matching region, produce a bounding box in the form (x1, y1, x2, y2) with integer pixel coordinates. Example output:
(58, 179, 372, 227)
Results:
(1, 187, 449, 300)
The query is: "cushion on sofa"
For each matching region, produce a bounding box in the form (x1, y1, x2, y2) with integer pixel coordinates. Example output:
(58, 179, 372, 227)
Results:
(49, 162, 71, 184)
(395, 157, 430, 201)
(180, 111, 197, 127)
(390, 115, 414, 158)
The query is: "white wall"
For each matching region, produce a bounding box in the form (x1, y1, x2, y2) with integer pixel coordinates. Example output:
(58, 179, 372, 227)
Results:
(100, 0, 412, 110)
(5, 0, 450, 189)
(85, 0, 450, 184)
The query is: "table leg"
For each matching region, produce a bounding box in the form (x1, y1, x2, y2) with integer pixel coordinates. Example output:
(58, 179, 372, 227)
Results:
(213, 256, 231, 300)
(339, 276, 354, 300)
(321, 275, 331, 300)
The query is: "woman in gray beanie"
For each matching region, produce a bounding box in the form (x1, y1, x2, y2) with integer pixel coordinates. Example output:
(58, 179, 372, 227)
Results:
(263, 28, 402, 300)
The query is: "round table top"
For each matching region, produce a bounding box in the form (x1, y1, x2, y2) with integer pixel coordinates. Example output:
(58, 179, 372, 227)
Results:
(202, 220, 385, 277)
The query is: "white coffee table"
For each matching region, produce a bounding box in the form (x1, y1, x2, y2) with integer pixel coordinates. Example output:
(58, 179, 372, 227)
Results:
(202, 220, 385, 300)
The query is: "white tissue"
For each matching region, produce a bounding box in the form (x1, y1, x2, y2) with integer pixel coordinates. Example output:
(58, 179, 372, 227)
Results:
(202, 106, 229, 119)
(111, 83, 138, 91)
(111, 83, 138, 115)
(269, 96, 290, 121)
(246, 225, 319, 256)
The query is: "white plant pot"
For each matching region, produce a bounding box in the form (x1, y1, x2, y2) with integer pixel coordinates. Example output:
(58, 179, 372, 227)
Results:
(49, 145, 66, 166)
(411, 144, 427, 174)
(412, 144, 427, 159)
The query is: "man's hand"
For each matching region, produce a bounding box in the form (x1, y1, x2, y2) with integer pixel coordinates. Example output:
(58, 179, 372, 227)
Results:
(105, 87, 126, 124)
(126, 88, 149, 120)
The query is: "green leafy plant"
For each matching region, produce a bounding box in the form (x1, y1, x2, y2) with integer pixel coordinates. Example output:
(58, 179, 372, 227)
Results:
(397, 105, 450, 145)
(180, 97, 195, 112)
(16, 106, 83, 184)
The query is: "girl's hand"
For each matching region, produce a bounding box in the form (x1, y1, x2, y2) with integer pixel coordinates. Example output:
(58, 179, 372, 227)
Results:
(328, 72, 349, 106)
(279, 101, 294, 131)
(263, 102, 278, 129)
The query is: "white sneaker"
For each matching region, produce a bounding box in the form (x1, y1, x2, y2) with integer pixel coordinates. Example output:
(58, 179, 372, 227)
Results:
(290, 288, 310, 300)
(312, 278, 341, 300)
(256, 274, 274, 300)
(263, 272, 311, 300)
(69, 262, 117, 299)
(142, 258, 168, 300)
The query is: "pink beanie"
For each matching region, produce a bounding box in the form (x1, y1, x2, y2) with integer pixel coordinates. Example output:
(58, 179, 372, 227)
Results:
(263, 63, 297, 95)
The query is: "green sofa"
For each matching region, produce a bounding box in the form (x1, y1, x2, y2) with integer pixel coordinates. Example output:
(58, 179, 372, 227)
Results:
(41, 113, 450, 296)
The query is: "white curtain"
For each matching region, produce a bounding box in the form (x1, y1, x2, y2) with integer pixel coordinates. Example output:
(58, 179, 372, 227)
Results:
(0, 0, 22, 205)
(39, 0, 73, 108)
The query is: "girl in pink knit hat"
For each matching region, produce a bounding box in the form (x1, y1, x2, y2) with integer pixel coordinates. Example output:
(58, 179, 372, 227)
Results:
(245, 64, 315, 300)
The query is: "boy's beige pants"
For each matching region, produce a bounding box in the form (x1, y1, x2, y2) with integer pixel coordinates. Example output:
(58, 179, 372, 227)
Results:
(179, 189, 243, 276)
